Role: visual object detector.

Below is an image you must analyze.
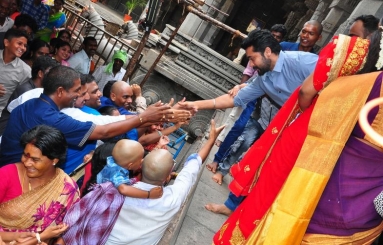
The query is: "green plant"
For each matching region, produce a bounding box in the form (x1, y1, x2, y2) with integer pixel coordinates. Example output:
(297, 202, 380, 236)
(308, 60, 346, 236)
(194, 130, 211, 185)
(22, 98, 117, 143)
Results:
(125, 0, 147, 15)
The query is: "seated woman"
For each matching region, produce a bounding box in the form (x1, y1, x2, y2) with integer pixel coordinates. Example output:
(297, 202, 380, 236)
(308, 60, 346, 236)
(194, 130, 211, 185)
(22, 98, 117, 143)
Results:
(0, 125, 80, 244)
(22, 39, 50, 67)
(36, 0, 67, 42)
(52, 40, 71, 66)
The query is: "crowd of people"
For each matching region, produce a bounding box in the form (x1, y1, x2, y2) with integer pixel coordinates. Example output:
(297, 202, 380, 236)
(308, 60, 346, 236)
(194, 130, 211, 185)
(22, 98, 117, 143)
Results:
(0, 0, 383, 244)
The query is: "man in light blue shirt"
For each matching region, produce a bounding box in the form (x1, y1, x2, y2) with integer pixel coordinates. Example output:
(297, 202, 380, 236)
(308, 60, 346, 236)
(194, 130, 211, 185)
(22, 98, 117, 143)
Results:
(179, 30, 318, 117)
(179, 30, 318, 215)
(69, 37, 98, 74)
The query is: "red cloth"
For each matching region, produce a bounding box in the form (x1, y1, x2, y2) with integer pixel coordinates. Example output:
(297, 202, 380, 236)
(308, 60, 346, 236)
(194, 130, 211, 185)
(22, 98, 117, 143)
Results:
(80, 162, 92, 195)
(214, 89, 316, 243)
(0, 164, 22, 203)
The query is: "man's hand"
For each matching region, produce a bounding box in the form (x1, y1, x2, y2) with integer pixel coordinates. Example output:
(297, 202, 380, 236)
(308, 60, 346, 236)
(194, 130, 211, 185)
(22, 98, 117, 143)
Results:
(131, 84, 142, 97)
(208, 119, 225, 143)
(157, 135, 170, 148)
(0, 85, 6, 97)
(140, 99, 191, 123)
(228, 85, 240, 97)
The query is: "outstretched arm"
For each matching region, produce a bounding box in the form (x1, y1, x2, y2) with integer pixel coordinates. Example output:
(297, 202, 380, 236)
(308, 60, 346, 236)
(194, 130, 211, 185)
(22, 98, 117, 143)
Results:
(117, 184, 163, 199)
(198, 120, 225, 162)
(177, 94, 235, 112)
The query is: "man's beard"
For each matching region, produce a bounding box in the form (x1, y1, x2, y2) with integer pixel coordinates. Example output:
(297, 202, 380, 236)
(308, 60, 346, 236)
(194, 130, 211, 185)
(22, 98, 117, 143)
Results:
(256, 57, 271, 76)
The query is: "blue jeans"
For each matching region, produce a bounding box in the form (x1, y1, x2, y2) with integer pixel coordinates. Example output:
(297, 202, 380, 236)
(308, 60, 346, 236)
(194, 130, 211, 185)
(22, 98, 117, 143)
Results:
(225, 192, 244, 211)
(213, 99, 257, 163)
(218, 118, 264, 176)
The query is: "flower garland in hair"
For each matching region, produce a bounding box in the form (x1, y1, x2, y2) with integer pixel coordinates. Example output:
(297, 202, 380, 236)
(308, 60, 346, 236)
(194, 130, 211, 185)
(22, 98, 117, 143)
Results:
(375, 26, 383, 70)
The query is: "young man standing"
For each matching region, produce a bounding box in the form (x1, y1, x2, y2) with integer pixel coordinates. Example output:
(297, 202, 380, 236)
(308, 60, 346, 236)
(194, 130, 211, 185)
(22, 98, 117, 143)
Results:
(0, 28, 30, 117)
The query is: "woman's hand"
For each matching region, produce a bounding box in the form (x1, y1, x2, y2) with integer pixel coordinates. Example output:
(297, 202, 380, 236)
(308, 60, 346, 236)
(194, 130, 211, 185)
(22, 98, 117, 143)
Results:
(40, 224, 68, 240)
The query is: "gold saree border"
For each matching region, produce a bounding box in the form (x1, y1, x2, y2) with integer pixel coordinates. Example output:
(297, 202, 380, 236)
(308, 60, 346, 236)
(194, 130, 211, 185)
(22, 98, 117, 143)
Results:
(0, 168, 65, 229)
(245, 72, 381, 245)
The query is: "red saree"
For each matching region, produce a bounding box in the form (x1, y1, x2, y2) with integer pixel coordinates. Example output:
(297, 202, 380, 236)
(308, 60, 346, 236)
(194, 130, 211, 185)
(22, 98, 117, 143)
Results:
(213, 34, 369, 244)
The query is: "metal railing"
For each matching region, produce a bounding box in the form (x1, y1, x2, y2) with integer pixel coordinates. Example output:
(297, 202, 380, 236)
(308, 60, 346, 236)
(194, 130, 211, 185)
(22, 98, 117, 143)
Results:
(62, 3, 143, 72)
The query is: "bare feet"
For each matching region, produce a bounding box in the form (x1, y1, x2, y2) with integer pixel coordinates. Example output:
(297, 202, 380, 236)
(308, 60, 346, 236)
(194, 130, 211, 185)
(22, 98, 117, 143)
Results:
(215, 140, 222, 147)
(212, 172, 223, 185)
(206, 161, 218, 173)
(205, 203, 232, 216)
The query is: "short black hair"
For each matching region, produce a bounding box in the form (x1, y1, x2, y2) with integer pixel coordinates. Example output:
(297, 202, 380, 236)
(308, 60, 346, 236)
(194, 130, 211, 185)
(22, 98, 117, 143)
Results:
(354, 15, 379, 36)
(83, 36, 97, 46)
(98, 105, 118, 116)
(241, 29, 281, 55)
(20, 125, 67, 165)
(43, 66, 80, 95)
(54, 39, 71, 51)
(80, 74, 96, 85)
(31, 56, 59, 79)
(57, 29, 71, 41)
(4, 28, 29, 41)
(270, 24, 287, 38)
(14, 14, 38, 33)
(103, 80, 117, 98)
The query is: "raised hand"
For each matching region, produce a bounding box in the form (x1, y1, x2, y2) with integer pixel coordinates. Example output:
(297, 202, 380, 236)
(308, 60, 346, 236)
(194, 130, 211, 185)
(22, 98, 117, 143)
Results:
(208, 119, 225, 143)
(131, 84, 142, 97)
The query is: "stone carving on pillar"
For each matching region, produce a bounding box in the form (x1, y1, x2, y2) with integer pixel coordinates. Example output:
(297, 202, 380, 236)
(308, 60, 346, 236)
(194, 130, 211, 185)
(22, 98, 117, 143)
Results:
(318, 0, 362, 47)
(286, 0, 319, 41)
(311, 0, 333, 23)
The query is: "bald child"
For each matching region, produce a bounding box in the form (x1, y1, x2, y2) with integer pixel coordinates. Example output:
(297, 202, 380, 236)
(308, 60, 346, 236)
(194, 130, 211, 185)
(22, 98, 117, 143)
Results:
(97, 139, 163, 199)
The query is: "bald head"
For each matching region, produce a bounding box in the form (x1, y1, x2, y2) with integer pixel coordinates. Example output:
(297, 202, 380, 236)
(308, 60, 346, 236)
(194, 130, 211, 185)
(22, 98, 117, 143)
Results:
(112, 139, 144, 170)
(110, 80, 133, 107)
(142, 149, 174, 185)
(305, 20, 323, 35)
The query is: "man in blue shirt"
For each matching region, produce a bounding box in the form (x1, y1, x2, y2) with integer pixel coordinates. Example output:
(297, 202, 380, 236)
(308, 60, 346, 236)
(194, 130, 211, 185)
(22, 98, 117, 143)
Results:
(179, 30, 318, 115)
(280, 20, 322, 53)
(20, 0, 48, 30)
(0, 66, 188, 166)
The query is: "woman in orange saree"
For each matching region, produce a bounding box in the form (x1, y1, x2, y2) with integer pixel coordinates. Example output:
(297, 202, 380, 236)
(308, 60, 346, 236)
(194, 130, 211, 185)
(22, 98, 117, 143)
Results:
(213, 34, 370, 244)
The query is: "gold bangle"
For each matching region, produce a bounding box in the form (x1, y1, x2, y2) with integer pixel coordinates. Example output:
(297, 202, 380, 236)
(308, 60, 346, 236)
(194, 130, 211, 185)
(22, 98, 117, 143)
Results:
(138, 115, 143, 123)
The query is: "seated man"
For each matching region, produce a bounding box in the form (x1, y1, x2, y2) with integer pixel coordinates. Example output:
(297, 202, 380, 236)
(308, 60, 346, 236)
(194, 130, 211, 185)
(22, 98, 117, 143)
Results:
(60, 120, 224, 245)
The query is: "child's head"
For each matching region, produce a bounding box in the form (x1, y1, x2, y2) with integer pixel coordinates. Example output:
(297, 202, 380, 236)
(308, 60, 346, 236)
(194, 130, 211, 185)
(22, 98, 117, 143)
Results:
(112, 139, 144, 171)
(98, 105, 120, 116)
(4, 28, 28, 58)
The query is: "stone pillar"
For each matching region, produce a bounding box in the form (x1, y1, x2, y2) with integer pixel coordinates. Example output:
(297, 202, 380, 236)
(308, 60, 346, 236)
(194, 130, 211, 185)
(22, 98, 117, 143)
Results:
(286, 0, 319, 41)
(318, 0, 362, 47)
(334, 0, 383, 36)
(178, 0, 235, 46)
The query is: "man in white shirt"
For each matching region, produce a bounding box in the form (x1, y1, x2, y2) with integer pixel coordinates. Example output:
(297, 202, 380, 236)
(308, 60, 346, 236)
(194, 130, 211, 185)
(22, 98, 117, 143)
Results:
(68, 36, 98, 74)
(0, 0, 13, 33)
(92, 50, 128, 92)
(104, 120, 224, 245)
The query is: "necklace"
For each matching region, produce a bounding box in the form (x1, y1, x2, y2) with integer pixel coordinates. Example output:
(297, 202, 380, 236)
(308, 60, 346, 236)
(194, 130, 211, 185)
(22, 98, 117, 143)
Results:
(28, 181, 32, 191)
